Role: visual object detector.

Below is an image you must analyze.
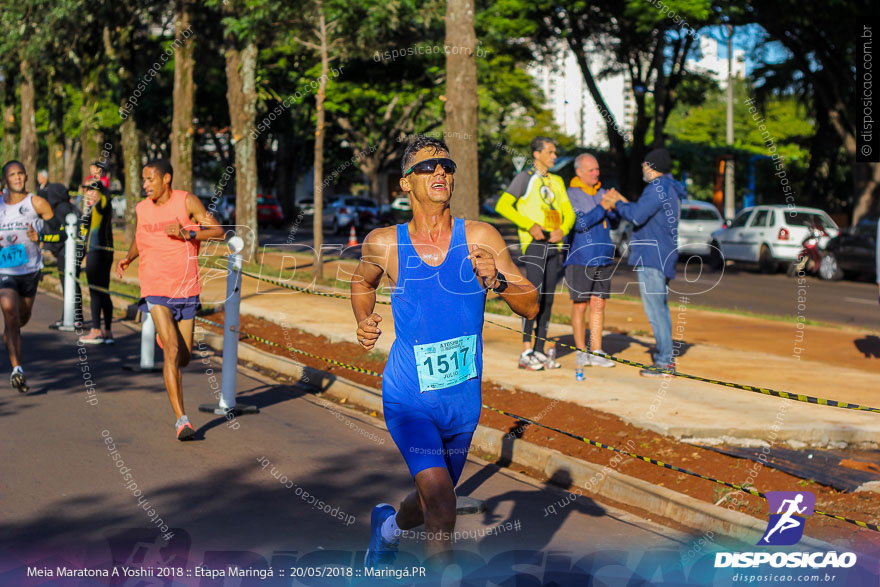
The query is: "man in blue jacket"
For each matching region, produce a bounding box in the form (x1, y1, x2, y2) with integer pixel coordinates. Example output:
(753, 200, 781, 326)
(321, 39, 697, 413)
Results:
(603, 148, 686, 377)
(564, 153, 618, 378)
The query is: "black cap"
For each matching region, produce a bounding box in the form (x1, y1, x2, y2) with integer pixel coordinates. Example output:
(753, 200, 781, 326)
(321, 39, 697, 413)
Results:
(82, 180, 107, 194)
(643, 148, 673, 173)
(91, 161, 106, 170)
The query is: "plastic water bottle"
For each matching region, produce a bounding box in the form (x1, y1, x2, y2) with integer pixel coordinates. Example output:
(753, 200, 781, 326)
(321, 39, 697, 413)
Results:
(575, 350, 586, 381)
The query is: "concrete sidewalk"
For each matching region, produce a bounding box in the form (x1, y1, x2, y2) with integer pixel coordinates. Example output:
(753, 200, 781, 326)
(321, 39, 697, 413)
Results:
(194, 264, 880, 448)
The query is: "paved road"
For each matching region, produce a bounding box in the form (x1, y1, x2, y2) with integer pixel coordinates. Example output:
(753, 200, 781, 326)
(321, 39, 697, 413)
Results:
(1, 293, 729, 585)
(257, 225, 880, 330)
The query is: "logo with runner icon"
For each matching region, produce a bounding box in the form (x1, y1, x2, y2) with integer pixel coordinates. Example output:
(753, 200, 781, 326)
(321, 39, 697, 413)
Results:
(759, 491, 815, 546)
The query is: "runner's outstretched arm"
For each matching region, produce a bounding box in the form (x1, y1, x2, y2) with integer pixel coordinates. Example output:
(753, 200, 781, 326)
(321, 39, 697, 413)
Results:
(468, 222, 538, 320)
(117, 226, 139, 278)
(351, 229, 391, 351)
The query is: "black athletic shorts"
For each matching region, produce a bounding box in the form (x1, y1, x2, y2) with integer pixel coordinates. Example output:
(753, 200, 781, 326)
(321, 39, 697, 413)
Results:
(565, 264, 611, 301)
(0, 271, 41, 298)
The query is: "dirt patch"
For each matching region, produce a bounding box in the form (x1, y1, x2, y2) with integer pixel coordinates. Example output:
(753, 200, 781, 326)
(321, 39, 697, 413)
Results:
(198, 311, 880, 548)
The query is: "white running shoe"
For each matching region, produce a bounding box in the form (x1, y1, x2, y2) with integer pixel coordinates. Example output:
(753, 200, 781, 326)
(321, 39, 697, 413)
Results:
(589, 349, 616, 368)
(518, 350, 545, 371)
(533, 350, 561, 370)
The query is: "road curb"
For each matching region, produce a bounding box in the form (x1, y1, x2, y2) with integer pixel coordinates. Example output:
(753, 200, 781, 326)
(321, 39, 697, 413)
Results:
(186, 323, 829, 548)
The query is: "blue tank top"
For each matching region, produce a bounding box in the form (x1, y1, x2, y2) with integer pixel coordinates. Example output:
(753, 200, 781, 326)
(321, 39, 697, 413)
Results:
(382, 217, 487, 434)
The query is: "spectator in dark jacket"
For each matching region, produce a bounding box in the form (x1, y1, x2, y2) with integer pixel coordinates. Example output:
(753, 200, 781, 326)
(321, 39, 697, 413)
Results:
(604, 148, 686, 377)
(564, 153, 618, 376)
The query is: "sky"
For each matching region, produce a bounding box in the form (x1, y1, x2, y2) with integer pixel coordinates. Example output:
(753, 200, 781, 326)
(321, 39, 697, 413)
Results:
(699, 23, 791, 76)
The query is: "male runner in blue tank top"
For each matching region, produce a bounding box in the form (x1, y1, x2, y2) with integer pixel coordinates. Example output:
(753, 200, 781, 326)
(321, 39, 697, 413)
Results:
(351, 136, 538, 568)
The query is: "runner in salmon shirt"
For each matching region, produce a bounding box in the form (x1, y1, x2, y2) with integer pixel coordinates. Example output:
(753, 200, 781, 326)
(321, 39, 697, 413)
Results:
(117, 159, 224, 440)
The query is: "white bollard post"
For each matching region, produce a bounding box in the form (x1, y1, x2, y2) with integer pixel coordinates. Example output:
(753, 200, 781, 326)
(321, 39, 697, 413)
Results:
(123, 308, 160, 373)
(199, 235, 258, 417)
(58, 213, 78, 331)
(141, 313, 157, 370)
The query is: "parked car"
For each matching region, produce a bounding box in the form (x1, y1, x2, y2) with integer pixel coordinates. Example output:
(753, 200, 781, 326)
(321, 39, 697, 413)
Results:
(390, 196, 411, 212)
(710, 205, 839, 273)
(298, 198, 315, 216)
(609, 220, 632, 259)
(257, 194, 285, 227)
(819, 216, 878, 281)
(111, 194, 127, 219)
(678, 199, 725, 256)
(322, 195, 380, 234)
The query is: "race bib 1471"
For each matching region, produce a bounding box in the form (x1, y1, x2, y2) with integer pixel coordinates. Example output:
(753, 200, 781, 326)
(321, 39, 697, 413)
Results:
(413, 334, 478, 393)
(0, 243, 28, 269)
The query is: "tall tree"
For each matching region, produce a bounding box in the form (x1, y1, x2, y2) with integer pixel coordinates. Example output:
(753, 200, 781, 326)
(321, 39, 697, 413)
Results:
(0, 66, 17, 164)
(745, 0, 878, 222)
(445, 0, 479, 219)
(292, 0, 341, 281)
(104, 8, 144, 241)
(488, 0, 713, 195)
(18, 59, 37, 192)
(214, 0, 271, 259)
(171, 0, 196, 193)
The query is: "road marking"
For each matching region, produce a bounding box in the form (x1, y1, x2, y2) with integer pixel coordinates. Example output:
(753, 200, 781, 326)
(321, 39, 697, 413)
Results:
(843, 296, 876, 305)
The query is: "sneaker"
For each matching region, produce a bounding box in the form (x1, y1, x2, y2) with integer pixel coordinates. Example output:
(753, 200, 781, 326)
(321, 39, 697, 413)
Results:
(518, 350, 545, 371)
(103, 337, 115, 345)
(79, 330, 105, 345)
(176, 416, 195, 441)
(589, 350, 616, 368)
(639, 363, 676, 378)
(533, 350, 561, 370)
(10, 369, 28, 394)
(364, 504, 399, 569)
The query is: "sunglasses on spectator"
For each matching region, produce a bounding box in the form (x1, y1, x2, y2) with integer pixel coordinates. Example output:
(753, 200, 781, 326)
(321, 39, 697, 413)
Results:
(404, 158, 457, 176)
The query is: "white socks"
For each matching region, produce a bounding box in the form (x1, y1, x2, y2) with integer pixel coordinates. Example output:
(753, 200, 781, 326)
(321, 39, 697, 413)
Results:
(381, 512, 401, 542)
(12, 366, 23, 374)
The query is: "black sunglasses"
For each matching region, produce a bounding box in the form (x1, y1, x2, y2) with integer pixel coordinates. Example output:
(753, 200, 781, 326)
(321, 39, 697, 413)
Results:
(404, 157, 457, 176)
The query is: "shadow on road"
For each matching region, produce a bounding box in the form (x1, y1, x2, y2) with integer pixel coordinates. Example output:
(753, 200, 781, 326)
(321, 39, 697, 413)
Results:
(854, 335, 880, 358)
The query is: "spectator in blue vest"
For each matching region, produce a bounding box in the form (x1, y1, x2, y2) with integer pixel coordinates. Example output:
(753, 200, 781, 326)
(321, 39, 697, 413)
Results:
(564, 153, 618, 379)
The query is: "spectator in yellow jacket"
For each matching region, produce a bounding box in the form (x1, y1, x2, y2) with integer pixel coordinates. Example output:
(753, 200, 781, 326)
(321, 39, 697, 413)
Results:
(495, 136, 575, 370)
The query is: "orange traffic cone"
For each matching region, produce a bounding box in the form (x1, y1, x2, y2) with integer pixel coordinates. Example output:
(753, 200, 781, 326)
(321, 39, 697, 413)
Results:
(348, 225, 358, 247)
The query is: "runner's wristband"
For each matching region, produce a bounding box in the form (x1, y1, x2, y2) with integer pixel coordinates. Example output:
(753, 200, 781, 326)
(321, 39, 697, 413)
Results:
(491, 272, 508, 294)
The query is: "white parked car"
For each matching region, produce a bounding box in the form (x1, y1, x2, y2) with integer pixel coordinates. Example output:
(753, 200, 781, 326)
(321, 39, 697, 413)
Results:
(678, 199, 725, 256)
(710, 205, 839, 272)
(390, 196, 411, 212)
(111, 195, 127, 219)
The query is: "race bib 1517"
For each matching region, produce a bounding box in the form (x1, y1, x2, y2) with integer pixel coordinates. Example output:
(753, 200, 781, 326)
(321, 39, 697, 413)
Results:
(413, 334, 478, 393)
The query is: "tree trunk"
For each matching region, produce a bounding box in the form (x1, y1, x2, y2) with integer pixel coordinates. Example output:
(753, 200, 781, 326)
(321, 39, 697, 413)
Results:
(312, 11, 331, 281)
(445, 0, 479, 219)
(566, 36, 627, 188)
(225, 42, 259, 259)
(18, 59, 37, 192)
(170, 1, 195, 192)
(63, 137, 80, 188)
(852, 162, 880, 223)
(47, 82, 65, 183)
(1, 66, 17, 164)
(80, 77, 101, 184)
(121, 115, 141, 242)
